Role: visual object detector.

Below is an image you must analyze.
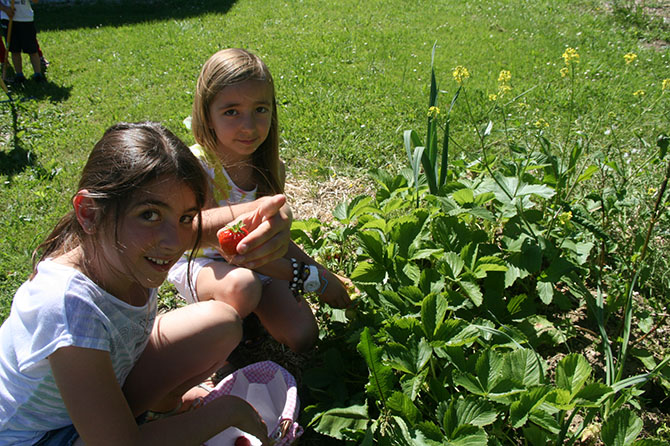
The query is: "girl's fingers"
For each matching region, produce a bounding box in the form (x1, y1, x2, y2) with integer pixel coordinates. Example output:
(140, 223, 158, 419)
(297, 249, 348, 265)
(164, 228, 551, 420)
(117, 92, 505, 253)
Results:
(234, 196, 292, 267)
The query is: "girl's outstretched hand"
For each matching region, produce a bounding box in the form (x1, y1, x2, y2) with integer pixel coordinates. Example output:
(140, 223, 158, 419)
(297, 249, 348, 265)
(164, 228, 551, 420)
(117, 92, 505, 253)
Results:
(231, 195, 292, 269)
(317, 269, 355, 309)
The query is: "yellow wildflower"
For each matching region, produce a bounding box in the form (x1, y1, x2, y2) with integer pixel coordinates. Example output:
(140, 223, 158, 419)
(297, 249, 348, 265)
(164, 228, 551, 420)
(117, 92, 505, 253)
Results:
(427, 106, 440, 118)
(498, 70, 511, 84)
(624, 53, 637, 64)
(488, 93, 498, 101)
(648, 187, 657, 195)
(558, 211, 573, 225)
(499, 84, 512, 94)
(534, 118, 549, 129)
(633, 89, 646, 97)
(452, 66, 470, 84)
(663, 79, 670, 91)
(560, 67, 569, 78)
(562, 48, 580, 65)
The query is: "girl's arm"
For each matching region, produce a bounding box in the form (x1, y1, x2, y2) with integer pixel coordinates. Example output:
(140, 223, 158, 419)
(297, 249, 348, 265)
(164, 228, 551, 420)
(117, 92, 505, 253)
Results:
(199, 194, 292, 269)
(250, 241, 353, 309)
(50, 346, 270, 446)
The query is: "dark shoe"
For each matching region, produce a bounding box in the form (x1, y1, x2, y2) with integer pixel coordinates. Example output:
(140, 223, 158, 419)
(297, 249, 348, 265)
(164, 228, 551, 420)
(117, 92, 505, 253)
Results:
(11, 73, 26, 84)
(32, 72, 46, 82)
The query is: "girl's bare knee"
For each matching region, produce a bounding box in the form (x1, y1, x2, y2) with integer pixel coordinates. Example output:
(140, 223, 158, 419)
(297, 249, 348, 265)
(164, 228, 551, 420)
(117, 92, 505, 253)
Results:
(285, 323, 318, 353)
(211, 269, 262, 317)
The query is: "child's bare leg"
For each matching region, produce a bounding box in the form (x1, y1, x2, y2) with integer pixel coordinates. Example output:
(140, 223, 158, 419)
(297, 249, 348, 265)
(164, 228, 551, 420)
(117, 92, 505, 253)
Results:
(122, 300, 242, 417)
(195, 262, 263, 318)
(28, 52, 41, 75)
(255, 280, 318, 353)
(10, 52, 22, 74)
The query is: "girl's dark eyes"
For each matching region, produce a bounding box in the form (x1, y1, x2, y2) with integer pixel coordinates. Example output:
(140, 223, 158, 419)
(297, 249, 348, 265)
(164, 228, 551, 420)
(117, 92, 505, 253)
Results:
(141, 210, 160, 222)
(256, 106, 269, 113)
(180, 214, 195, 224)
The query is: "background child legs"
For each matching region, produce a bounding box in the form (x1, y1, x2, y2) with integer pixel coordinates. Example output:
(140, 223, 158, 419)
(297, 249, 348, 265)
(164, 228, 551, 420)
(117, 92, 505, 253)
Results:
(255, 280, 319, 353)
(121, 300, 242, 417)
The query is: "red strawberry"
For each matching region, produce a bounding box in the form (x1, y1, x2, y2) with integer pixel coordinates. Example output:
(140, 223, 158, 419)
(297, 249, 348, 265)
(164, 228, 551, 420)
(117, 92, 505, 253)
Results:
(217, 222, 249, 256)
(234, 436, 251, 446)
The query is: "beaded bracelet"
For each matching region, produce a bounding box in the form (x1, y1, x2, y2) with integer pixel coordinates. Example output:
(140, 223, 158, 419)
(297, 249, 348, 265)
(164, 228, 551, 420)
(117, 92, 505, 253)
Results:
(289, 258, 309, 300)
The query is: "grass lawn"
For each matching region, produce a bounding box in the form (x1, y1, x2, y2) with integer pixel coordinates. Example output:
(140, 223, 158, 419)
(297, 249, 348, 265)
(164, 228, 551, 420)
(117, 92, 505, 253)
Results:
(1, 0, 669, 443)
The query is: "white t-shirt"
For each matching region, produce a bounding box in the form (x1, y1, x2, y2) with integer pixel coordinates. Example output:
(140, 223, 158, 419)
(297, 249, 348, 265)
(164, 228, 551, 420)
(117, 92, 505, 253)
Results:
(0, 0, 34, 23)
(0, 260, 156, 446)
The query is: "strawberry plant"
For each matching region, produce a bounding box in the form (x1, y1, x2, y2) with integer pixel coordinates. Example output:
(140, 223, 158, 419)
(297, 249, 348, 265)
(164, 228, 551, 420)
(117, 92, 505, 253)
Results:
(295, 48, 670, 445)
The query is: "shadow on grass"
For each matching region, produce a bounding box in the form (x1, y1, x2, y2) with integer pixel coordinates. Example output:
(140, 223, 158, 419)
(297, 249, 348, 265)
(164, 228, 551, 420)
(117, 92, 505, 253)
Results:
(38, 0, 238, 32)
(0, 99, 38, 178)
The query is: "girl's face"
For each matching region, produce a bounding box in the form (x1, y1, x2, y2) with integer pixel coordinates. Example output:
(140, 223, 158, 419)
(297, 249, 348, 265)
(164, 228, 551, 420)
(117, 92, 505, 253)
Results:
(94, 176, 198, 303)
(207, 79, 273, 164)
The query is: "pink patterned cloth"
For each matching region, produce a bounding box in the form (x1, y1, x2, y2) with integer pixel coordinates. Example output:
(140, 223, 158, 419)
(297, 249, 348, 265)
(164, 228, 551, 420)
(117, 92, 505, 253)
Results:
(203, 361, 303, 445)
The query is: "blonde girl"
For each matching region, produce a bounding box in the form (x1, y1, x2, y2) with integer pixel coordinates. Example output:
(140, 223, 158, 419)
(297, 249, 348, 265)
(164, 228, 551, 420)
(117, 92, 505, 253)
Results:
(0, 122, 282, 445)
(168, 48, 351, 353)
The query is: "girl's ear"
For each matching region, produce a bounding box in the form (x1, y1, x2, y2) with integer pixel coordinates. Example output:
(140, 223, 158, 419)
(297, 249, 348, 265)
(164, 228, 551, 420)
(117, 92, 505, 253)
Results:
(73, 190, 98, 234)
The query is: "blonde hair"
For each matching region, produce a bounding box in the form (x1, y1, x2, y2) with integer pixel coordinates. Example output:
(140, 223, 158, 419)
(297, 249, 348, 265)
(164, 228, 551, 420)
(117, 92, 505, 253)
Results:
(192, 48, 282, 196)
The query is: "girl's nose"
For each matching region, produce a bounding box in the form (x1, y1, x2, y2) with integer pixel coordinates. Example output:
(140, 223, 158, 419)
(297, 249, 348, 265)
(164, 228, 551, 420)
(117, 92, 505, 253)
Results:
(240, 112, 256, 130)
(158, 222, 183, 251)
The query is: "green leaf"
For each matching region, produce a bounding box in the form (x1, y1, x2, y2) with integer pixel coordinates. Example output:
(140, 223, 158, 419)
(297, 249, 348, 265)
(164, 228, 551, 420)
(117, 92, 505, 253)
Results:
(522, 424, 550, 446)
(453, 188, 474, 205)
(386, 338, 431, 376)
(475, 349, 503, 393)
(454, 396, 498, 427)
(510, 386, 552, 428)
(473, 256, 508, 275)
(378, 290, 411, 314)
(387, 391, 422, 427)
(333, 195, 376, 222)
(351, 261, 386, 283)
(459, 280, 483, 306)
(401, 366, 430, 402)
(357, 230, 386, 264)
(357, 327, 396, 403)
(601, 409, 643, 446)
(633, 440, 667, 446)
(576, 164, 599, 183)
(450, 424, 488, 445)
(311, 403, 370, 440)
(545, 388, 574, 410)
(434, 319, 480, 347)
(502, 349, 543, 387)
(556, 353, 591, 395)
(536, 281, 554, 305)
(385, 342, 418, 375)
(515, 182, 556, 199)
(443, 252, 465, 279)
(573, 382, 613, 407)
(421, 293, 448, 339)
(529, 409, 560, 434)
(453, 372, 486, 395)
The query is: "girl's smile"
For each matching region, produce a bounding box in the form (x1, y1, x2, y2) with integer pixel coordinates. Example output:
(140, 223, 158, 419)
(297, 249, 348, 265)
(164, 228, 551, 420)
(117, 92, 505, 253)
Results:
(208, 79, 273, 165)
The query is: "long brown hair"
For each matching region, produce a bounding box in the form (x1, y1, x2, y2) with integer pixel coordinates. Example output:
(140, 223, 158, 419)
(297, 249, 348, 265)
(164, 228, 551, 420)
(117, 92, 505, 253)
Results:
(191, 48, 282, 196)
(32, 122, 209, 293)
